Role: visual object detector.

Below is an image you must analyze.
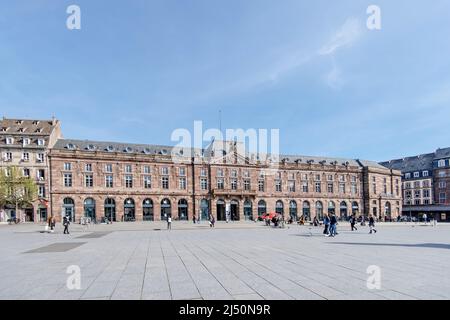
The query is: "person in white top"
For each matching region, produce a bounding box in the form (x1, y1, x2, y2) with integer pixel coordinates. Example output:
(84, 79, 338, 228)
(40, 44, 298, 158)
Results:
(167, 216, 172, 230)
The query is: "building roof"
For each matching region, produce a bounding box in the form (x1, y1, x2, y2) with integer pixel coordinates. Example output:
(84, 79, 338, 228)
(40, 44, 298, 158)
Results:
(380, 152, 435, 172)
(434, 147, 450, 160)
(0, 117, 59, 135)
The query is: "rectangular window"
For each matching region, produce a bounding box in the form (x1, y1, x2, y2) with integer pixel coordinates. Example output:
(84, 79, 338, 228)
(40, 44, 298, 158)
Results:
(439, 181, 447, 188)
(200, 168, 207, 176)
(438, 160, 446, 167)
(327, 183, 333, 193)
(179, 177, 186, 189)
(414, 181, 421, 188)
(105, 164, 113, 173)
(22, 152, 30, 161)
(275, 180, 282, 192)
(85, 163, 92, 172)
(423, 171, 429, 177)
(125, 165, 132, 173)
(144, 176, 152, 189)
(414, 190, 421, 198)
(244, 179, 251, 191)
(244, 170, 250, 178)
(439, 171, 446, 178)
(414, 199, 421, 205)
(258, 180, 265, 192)
(125, 175, 133, 188)
(302, 182, 308, 193)
(231, 170, 237, 178)
(179, 167, 186, 176)
(37, 169, 45, 180)
(259, 171, 265, 178)
(423, 180, 430, 188)
(143, 166, 151, 174)
(301, 174, 308, 181)
(423, 189, 430, 198)
(414, 172, 419, 178)
(351, 176, 357, 183)
(36, 153, 44, 162)
(383, 184, 387, 194)
(161, 176, 169, 189)
(315, 182, 321, 193)
(161, 167, 169, 175)
(64, 173, 72, 187)
(217, 169, 224, 177)
(289, 173, 295, 180)
(351, 183, 357, 195)
(339, 183, 345, 193)
(339, 175, 345, 182)
(105, 175, 113, 188)
(405, 190, 412, 199)
(200, 178, 208, 190)
(4, 152, 12, 161)
(64, 163, 72, 171)
(373, 183, 377, 194)
(38, 185, 45, 198)
(439, 192, 446, 203)
(37, 139, 45, 146)
(315, 174, 321, 181)
(23, 138, 30, 146)
(289, 181, 296, 192)
(424, 199, 430, 205)
(85, 174, 93, 187)
(6, 137, 13, 144)
(217, 178, 224, 189)
(405, 173, 411, 179)
(23, 168, 30, 177)
(231, 179, 237, 190)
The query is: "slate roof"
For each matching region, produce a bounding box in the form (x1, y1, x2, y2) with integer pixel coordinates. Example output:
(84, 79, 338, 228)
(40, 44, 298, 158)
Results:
(434, 147, 450, 160)
(0, 118, 58, 135)
(380, 153, 435, 173)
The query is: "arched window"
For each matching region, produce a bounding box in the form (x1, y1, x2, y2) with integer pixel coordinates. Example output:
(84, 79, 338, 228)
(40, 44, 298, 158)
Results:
(161, 198, 171, 220)
(84, 198, 96, 221)
(289, 200, 298, 220)
(340, 201, 348, 220)
(302, 201, 310, 220)
(124, 198, 135, 221)
(200, 199, 209, 221)
(352, 201, 359, 215)
(178, 199, 188, 220)
(276, 200, 284, 215)
(63, 197, 75, 222)
(216, 199, 226, 221)
(104, 198, 116, 222)
(143, 199, 154, 221)
(328, 201, 335, 215)
(244, 200, 253, 221)
(230, 199, 240, 221)
(316, 201, 323, 220)
(258, 200, 267, 220)
(385, 202, 391, 218)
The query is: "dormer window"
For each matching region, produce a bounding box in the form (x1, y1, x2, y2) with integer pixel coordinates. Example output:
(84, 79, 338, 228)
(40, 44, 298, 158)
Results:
(87, 144, 95, 151)
(125, 147, 133, 153)
(32, 121, 39, 125)
(1, 127, 8, 132)
(66, 143, 76, 150)
(143, 148, 151, 154)
(160, 149, 168, 155)
(6, 137, 14, 145)
(37, 139, 45, 146)
(23, 138, 31, 146)
(106, 145, 115, 152)
(35, 128, 42, 133)
(16, 120, 23, 125)
(18, 128, 25, 133)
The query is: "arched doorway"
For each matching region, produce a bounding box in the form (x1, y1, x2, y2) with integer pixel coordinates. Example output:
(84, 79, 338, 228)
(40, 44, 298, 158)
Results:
(340, 201, 348, 220)
(316, 201, 323, 220)
(200, 199, 209, 221)
(23, 204, 34, 222)
(352, 201, 359, 216)
(63, 198, 75, 222)
(289, 200, 298, 221)
(178, 199, 188, 220)
(216, 199, 225, 221)
(243, 200, 252, 221)
(385, 202, 392, 221)
(104, 198, 116, 222)
(328, 201, 335, 215)
(124, 198, 135, 221)
(276, 200, 284, 216)
(230, 199, 240, 221)
(258, 200, 266, 220)
(303, 201, 310, 220)
(84, 198, 96, 221)
(143, 199, 154, 221)
(161, 198, 171, 220)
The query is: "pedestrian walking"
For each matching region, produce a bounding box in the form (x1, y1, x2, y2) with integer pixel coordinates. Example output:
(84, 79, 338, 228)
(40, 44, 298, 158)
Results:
(329, 214, 337, 236)
(423, 213, 428, 224)
(63, 216, 70, 234)
(209, 215, 215, 228)
(323, 214, 330, 236)
(167, 216, 172, 230)
(193, 215, 196, 224)
(350, 214, 358, 231)
(313, 216, 319, 227)
(369, 215, 377, 234)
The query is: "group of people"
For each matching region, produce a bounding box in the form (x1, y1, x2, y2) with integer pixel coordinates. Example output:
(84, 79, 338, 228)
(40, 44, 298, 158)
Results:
(264, 214, 285, 228)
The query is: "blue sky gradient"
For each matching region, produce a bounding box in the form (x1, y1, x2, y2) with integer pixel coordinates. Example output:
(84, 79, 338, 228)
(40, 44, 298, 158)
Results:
(1, 0, 449, 161)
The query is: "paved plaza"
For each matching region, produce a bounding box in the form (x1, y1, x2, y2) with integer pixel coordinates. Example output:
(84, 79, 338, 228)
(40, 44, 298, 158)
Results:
(0, 221, 449, 300)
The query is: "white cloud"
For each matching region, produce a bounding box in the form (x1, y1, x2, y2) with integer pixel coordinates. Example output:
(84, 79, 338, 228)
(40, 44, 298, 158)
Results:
(319, 17, 363, 56)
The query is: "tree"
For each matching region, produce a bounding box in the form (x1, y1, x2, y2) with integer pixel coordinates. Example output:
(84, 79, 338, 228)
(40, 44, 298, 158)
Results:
(0, 166, 38, 222)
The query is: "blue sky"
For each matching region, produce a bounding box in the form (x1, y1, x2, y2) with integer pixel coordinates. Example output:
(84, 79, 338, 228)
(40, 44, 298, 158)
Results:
(1, 0, 449, 161)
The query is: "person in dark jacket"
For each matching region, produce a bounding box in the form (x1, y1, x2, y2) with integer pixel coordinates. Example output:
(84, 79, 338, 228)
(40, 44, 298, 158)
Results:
(329, 214, 338, 236)
(350, 214, 358, 231)
(323, 214, 330, 236)
(63, 216, 70, 234)
(369, 215, 377, 234)
(193, 215, 196, 224)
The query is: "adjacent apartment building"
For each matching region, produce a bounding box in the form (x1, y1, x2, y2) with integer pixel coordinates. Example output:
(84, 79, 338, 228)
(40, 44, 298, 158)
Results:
(0, 117, 62, 222)
(380, 147, 450, 221)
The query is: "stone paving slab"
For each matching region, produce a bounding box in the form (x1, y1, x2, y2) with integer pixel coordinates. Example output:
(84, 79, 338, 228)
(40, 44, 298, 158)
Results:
(1, 223, 450, 300)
